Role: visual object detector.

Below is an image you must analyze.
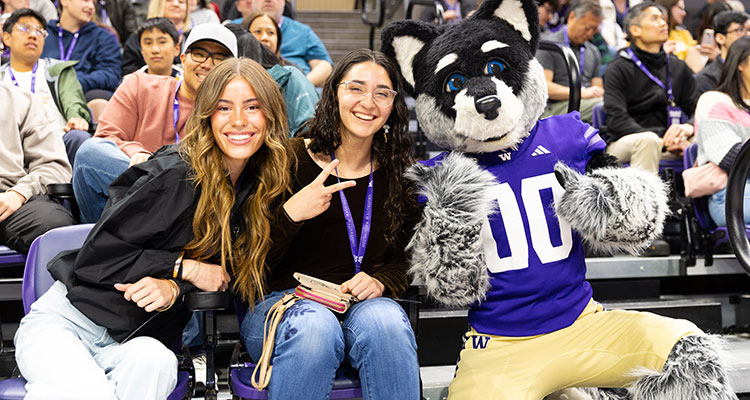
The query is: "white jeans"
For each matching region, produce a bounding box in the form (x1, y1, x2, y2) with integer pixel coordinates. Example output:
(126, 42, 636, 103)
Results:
(14, 281, 178, 400)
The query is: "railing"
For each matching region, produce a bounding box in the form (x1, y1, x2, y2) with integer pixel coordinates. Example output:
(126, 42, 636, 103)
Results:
(726, 139, 750, 277)
(538, 40, 581, 113)
(360, 0, 387, 50)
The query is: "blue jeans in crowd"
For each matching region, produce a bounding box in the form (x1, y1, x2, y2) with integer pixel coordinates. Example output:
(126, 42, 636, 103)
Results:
(708, 179, 750, 227)
(72, 138, 130, 223)
(241, 290, 420, 400)
(62, 129, 91, 167)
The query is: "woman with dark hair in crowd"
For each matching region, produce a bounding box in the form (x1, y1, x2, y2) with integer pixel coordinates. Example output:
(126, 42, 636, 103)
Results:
(240, 48, 421, 399)
(230, 28, 318, 136)
(655, 0, 705, 72)
(243, 11, 301, 71)
(14, 58, 292, 399)
(694, 36, 750, 226)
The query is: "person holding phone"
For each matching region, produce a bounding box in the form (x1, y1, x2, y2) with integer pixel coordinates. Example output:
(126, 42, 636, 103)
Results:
(696, 10, 750, 97)
(13, 58, 292, 400)
(240, 48, 421, 400)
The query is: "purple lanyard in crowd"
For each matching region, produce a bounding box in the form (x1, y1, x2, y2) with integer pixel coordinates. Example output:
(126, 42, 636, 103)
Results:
(7, 62, 39, 93)
(330, 153, 374, 274)
(626, 47, 675, 103)
(563, 27, 585, 76)
(173, 81, 182, 143)
(58, 26, 80, 61)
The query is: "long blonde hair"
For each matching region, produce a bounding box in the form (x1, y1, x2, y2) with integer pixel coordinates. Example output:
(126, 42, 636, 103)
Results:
(180, 58, 291, 304)
(147, 0, 191, 29)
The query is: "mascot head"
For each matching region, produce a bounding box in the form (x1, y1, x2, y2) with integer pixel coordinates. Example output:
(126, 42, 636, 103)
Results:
(382, 0, 548, 153)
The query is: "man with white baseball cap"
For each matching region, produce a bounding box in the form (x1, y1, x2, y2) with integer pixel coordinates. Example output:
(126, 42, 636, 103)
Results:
(72, 23, 237, 223)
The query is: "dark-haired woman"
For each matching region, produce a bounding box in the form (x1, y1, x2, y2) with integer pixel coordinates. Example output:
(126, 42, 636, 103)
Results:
(240, 48, 421, 399)
(694, 36, 750, 226)
(14, 58, 291, 399)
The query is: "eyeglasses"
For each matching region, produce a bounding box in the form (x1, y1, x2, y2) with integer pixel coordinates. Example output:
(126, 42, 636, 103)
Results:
(726, 27, 749, 36)
(14, 23, 48, 38)
(339, 81, 397, 107)
(188, 47, 230, 65)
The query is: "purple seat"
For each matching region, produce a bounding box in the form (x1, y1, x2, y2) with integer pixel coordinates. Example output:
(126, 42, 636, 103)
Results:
(0, 246, 24, 266)
(0, 224, 193, 400)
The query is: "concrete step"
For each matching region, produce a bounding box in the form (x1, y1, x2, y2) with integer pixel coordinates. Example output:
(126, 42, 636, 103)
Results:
(419, 335, 750, 398)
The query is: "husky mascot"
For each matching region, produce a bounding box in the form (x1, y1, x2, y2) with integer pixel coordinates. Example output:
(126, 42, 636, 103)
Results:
(381, 0, 737, 399)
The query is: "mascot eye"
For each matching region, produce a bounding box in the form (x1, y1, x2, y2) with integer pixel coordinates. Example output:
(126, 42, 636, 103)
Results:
(445, 73, 467, 92)
(486, 61, 505, 77)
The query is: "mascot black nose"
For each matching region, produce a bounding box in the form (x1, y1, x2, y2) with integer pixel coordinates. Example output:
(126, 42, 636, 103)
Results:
(475, 95, 501, 120)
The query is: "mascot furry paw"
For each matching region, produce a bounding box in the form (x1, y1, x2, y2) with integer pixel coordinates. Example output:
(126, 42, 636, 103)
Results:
(381, 0, 737, 399)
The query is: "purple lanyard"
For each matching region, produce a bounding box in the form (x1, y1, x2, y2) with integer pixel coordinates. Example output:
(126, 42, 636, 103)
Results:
(173, 81, 182, 143)
(563, 27, 585, 76)
(99, 0, 109, 24)
(330, 153, 374, 274)
(58, 26, 80, 61)
(626, 48, 675, 104)
(7, 62, 38, 93)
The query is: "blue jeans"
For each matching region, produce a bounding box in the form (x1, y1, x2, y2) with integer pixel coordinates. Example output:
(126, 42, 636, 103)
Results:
(62, 129, 91, 167)
(73, 138, 129, 223)
(241, 290, 420, 400)
(708, 180, 750, 227)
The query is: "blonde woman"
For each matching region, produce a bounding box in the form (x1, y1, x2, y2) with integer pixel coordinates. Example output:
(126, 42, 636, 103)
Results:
(14, 58, 291, 400)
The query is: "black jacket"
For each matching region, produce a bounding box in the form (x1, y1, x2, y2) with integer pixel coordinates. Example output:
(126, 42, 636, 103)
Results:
(603, 45, 698, 143)
(49, 145, 256, 345)
(695, 56, 723, 98)
(96, 0, 137, 45)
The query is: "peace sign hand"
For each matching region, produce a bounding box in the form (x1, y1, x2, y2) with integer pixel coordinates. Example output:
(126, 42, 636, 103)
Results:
(283, 159, 356, 222)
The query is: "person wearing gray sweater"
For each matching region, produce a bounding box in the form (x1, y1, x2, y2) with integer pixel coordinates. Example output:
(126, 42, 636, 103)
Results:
(0, 83, 75, 253)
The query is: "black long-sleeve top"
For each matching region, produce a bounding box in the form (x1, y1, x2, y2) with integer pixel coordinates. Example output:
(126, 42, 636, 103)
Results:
(49, 145, 256, 345)
(266, 139, 418, 298)
(603, 45, 698, 143)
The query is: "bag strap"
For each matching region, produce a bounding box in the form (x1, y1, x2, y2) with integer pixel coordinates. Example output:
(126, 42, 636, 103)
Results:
(251, 292, 298, 390)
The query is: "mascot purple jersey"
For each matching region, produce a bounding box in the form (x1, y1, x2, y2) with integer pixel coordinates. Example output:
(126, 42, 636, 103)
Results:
(422, 113, 605, 336)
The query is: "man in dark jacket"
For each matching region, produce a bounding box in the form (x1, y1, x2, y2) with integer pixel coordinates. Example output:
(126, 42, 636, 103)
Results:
(695, 10, 750, 98)
(603, 1, 697, 173)
(41, 0, 122, 123)
(94, 0, 137, 45)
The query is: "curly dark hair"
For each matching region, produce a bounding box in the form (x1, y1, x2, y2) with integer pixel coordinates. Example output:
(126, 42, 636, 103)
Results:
(303, 48, 416, 246)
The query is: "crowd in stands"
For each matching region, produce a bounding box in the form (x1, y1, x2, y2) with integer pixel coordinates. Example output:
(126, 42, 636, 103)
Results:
(3, 0, 750, 395)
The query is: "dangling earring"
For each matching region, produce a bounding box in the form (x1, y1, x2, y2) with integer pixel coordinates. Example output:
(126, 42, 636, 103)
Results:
(383, 124, 390, 143)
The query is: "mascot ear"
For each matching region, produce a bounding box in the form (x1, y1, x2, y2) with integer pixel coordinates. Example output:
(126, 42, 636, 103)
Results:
(471, 0, 540, 50)
(381, 20, 442, 95)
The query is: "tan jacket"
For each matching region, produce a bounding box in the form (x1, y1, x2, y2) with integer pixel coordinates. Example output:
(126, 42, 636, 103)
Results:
(0, 84, 71, 200)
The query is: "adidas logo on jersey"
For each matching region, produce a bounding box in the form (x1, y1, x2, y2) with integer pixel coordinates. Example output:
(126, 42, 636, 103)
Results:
(531, 145, 551, 157)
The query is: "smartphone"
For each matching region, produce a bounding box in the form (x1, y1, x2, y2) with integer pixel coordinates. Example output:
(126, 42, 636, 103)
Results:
(294, 272, 346, 294)
(701, 29, 715, 47)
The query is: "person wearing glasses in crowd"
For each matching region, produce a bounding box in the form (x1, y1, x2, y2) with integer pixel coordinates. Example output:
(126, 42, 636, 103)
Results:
(72, 23, 236, 224)
(240, 49, 421, 399)
(696, 10, 750, 97)
(1, 8, 92, 165)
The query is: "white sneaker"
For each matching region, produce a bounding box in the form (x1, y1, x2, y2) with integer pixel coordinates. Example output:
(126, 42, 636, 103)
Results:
(193, 354, 207, 385)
